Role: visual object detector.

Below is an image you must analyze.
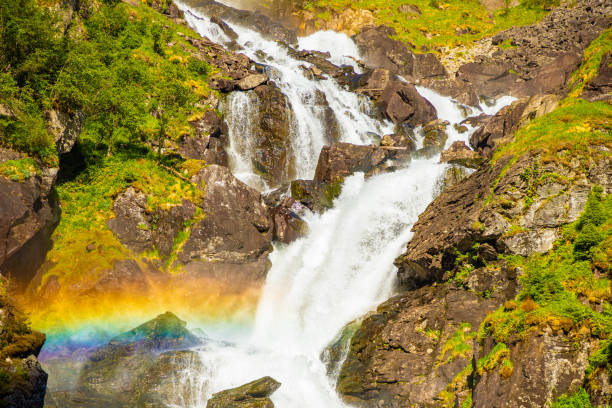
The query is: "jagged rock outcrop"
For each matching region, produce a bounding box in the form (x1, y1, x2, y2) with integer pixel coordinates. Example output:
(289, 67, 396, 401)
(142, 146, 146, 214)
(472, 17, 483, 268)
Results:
(395, 148, 611, 290)
(337, 266, 518, 407)
(207, 376, 281, 408)
(456, 0, 611, 99)
(44, 312, 203, 408)
(472, 331, 593, 408)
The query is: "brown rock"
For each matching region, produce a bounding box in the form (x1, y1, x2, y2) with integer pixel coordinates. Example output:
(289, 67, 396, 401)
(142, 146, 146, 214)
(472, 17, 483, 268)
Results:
(353, 26, 416, 77)
(180, 165, 272, 264)
(440, 141, 483, 169)
(473, 332, 592, 408)
(313, 142, 409, 184)
(582, 50, 612, 102)
(236, 73, 268, 90)
(378, 81, 437, 125)
(338, 277, 514, 407)
(0, 161, 59, 290)
(270, 197, 308, 244)
(207, 377, 280, 408)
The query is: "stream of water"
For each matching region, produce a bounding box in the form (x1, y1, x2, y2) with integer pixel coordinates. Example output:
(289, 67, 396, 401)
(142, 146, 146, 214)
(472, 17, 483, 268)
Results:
(172, 1, 514, 406)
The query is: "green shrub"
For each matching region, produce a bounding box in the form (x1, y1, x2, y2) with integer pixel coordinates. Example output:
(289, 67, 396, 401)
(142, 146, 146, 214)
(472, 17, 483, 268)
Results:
(574, 224, 604, 260)
(551, 388, 594, 408)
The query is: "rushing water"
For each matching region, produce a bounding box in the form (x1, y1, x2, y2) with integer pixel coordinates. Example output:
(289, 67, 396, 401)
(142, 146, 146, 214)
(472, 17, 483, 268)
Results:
(170, 2, 515, 406)
(178, 1, 393, 189)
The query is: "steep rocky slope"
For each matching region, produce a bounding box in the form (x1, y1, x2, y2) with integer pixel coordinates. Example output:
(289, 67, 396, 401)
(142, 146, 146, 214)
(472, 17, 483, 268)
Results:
(336, 25, 612, 408)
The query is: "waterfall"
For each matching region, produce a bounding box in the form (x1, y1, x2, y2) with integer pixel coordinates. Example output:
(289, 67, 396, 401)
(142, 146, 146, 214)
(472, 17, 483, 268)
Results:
(171, 2, 515, 406)
(178, 1, 393, 189)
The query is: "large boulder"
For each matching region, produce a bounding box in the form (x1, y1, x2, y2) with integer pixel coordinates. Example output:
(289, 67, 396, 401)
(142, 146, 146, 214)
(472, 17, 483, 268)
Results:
(207, 377, 281, 408)
(45, 110, 84, 155)
(180, 165, 272, 264)
(377, 82, 437, 126)
(440, 141, 483, 169)
(313, 142, 410, 184)
(106, 188, 196, 257)
(353, 26, 416, 77)
(269, 197, 309, 244)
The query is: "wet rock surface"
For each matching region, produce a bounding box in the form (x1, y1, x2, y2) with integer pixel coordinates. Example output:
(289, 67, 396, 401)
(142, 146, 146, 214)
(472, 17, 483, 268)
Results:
(180, 110, 229, 166)
(207, 376, 281, 408)
(314, 142, 410, 184)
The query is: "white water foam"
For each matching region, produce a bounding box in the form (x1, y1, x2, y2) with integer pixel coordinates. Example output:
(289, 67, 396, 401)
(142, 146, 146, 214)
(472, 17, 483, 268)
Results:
(177, 1, 393, 189)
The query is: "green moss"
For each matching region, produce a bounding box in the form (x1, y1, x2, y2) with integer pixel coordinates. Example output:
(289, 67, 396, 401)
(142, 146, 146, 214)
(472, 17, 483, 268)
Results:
(437, 323, 476, 367)
(492, 99, 612, 165)
(477, 342, 509, 374)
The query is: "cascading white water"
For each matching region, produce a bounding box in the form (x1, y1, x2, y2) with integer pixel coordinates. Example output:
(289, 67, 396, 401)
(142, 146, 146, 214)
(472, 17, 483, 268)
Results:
(177, 1, 393, 189)
(169, 2, 516, 406)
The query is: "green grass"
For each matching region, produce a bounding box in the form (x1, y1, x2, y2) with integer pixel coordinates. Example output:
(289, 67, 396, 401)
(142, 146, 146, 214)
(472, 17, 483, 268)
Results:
(492, 98, 612, 165)
(569, 26, 612, 98)
(298, 0, 551, 52)
(551, 388, 595, 408)
(42, 153, 203, 287)
(0, 158, 39, 182)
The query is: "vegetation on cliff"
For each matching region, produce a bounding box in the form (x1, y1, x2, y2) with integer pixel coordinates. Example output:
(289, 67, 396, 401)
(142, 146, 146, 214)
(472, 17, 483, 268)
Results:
(298, 0, 553, 51)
